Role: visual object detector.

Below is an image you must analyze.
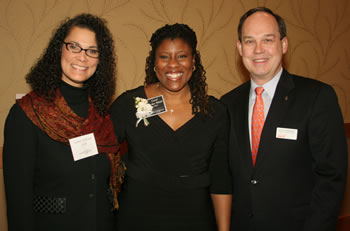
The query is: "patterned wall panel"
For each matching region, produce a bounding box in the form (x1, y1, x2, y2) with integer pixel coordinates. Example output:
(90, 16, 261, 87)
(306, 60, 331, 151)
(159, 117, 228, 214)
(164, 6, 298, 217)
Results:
(0, 0, 349, 145)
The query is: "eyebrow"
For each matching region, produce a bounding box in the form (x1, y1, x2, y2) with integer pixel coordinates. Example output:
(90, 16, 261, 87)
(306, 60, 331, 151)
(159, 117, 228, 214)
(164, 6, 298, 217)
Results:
(67, 41, 98, 49)
(242, 36, 253, 40)
(242, 34, 277, 39)
(157, 50, 188, 54)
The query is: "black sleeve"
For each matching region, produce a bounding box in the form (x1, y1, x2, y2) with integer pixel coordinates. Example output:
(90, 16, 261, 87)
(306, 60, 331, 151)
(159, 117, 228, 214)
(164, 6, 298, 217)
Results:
(209, 102, 232, 194)
(303, 84, 348, 231)
(109, 92, 129, 144)
(3, 104, 37, 231)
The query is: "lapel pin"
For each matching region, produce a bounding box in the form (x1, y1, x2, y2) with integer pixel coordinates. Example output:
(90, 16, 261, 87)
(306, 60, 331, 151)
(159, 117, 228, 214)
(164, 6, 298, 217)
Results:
(285, 96, 288, 101)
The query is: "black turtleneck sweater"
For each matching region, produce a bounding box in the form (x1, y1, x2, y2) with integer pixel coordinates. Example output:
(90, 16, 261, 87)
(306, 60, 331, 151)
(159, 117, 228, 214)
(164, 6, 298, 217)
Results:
(3, 82, 116, 231)
(60, 80, 89, 118)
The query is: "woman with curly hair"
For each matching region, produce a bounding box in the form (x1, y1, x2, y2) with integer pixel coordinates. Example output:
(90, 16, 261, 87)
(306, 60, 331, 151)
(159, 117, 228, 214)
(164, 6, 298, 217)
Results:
(110, 23, 232, 231)
(3, 13, 120, 231)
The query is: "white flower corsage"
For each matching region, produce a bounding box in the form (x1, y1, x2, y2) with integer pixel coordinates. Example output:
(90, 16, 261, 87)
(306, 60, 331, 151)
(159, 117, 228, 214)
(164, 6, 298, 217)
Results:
(134, 97, 153, 127)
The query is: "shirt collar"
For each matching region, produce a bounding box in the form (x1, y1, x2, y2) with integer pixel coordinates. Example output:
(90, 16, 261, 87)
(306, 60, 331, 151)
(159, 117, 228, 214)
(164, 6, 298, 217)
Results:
(250, 68, 283, 98)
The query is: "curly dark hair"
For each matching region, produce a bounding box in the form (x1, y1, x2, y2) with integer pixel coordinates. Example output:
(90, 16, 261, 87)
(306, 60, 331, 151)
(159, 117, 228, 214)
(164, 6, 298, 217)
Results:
(144, 23, 209, 115)
(25, 13, 116, 116)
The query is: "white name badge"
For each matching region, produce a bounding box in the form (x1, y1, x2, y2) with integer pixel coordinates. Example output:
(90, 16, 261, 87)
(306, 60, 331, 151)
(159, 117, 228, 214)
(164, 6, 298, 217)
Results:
(69, 133, 99, 161)
(276, 127, 298, 140)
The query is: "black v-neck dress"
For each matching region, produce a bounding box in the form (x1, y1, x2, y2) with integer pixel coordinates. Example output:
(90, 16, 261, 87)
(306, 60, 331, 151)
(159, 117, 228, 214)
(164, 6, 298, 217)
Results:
(110, 86, 232, 231)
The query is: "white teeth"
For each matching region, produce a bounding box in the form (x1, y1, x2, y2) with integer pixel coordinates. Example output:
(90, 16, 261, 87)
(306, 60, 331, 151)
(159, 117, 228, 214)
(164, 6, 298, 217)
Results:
(72, 64, 87, 70)
(254, 59, 267, 63)
(166, 73, 183, 78)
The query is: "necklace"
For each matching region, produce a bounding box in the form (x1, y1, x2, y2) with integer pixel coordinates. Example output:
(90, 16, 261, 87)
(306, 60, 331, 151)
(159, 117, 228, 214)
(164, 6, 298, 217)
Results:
(155, 82, 189, 114)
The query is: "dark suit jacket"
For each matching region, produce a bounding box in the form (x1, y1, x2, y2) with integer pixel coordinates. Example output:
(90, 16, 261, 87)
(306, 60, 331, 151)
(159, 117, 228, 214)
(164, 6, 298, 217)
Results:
(221, 70, 348, 231)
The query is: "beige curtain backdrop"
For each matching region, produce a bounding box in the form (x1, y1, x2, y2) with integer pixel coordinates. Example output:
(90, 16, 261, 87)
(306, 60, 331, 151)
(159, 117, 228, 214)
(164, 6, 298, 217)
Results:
(0, 0, 349, 230)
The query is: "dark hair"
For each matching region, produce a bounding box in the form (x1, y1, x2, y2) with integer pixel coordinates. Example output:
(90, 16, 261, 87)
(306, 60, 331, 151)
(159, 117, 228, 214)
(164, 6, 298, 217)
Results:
(25, 13, 116, 116)
(238, 7, 287, 41)
(145, 23, 209, 115)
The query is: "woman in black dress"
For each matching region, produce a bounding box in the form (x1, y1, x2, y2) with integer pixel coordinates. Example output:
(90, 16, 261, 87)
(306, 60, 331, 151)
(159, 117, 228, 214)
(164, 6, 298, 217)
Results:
(3, 14, 120, 231)
(110, 23, 232, 231)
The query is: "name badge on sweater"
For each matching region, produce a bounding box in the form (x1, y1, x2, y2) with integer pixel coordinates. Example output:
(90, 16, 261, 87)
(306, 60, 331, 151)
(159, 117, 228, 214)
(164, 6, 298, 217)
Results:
(276, 127, 298, 140)
(69, 133, 98, 161)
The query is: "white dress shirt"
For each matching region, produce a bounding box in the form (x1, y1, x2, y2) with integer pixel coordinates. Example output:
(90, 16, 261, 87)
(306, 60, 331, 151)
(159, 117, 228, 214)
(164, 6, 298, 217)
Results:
(248, 68, 283, 148)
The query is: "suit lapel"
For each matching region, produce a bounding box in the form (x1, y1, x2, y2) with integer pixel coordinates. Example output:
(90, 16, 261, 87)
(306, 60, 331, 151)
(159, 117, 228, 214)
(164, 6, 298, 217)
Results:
(232, 83, 254, 173)
(254, 70, 295, 171)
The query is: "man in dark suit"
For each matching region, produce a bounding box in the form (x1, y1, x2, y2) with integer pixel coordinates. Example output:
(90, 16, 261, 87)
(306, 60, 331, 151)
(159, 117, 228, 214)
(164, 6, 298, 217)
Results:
(221, 7, 348, 231)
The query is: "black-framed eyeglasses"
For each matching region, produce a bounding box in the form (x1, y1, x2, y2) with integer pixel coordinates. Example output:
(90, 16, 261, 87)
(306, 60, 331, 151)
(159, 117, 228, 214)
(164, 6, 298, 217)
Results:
(63, 42, 99, 58)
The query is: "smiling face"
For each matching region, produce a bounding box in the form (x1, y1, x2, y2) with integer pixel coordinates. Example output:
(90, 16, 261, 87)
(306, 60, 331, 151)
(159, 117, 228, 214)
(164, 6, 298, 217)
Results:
(154, 38, 195, 93)
(61, 26, 99, 88)
(237, 12, 288, 85)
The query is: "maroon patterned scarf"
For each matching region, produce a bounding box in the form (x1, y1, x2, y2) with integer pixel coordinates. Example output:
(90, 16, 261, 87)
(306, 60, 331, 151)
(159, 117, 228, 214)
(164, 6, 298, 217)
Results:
(18, 89, 123, 209)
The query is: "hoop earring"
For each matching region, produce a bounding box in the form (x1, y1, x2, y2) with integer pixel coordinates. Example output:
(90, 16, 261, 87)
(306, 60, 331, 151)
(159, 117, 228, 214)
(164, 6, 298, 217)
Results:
(192, 66, 196, 72)
(153, 67, 157, 72)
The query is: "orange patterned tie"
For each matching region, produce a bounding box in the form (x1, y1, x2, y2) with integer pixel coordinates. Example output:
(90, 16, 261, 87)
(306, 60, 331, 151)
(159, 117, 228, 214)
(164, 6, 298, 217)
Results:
(251, 87, 265, 166)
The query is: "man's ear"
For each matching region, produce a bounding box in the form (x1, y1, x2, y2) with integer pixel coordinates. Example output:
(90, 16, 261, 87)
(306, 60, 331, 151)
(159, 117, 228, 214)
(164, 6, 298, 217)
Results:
(237, 41, 243, 56)
(282, 37, 288, 54)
